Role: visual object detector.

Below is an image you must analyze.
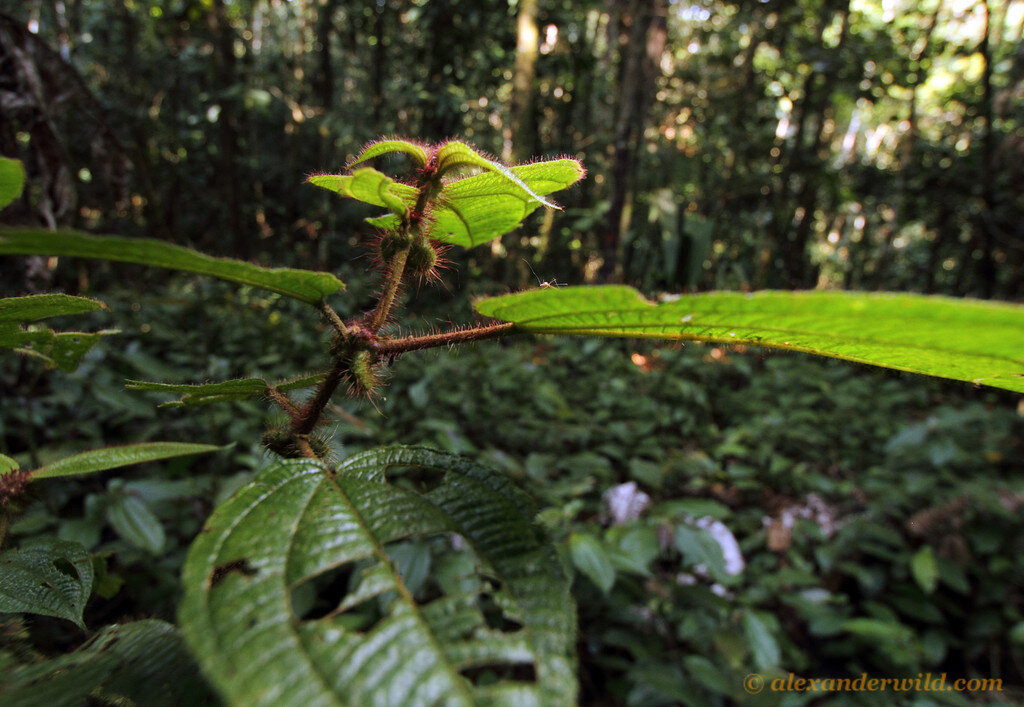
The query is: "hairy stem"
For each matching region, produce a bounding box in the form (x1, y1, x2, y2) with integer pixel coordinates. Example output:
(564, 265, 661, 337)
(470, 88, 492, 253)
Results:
(375, 322, 518, 355)
(319, 301, 349, 337)
(291, 356, 348, 435)
(368, 245, 410, 332)
(266, 387, 300, 419)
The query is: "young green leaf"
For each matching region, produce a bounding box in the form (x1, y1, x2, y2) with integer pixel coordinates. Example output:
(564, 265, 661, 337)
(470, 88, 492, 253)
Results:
(0, 620, 215, 707)
(0, 156, 26, 209)
(911, 546, 939, 594)
(307, 167, 418, 215)
(0, 453, 17, 474)
(180, 447, 576, 706)
(0, 229, 344, 304)
(126, 372, 325, 407)
(349, 138, 429, 168)
(0, 539, 94, 629)
(436, 140, 556, 208)
(32, 442, 223, 480)
(475, 286, 1024, 394)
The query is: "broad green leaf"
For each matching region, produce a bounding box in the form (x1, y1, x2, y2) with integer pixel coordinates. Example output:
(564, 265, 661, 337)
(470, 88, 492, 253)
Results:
(569, 532, 616, 593)
(107, 494, 165, 554)
(350, 138, 429, 168)
(32, 442, 222, 480)
(0, 228, 344, 304)
(674, 525, 729, 583)
(307, 167, 417, 215)
(365, 159, 585, 248)
(0, 294, 105, 322)
(911, 545, 939, 594)
(436, 140, 556, 208)
(0, 539, 93, 628)
(180, 447, 576, 706)
(126, 372, 325, 407)
(0, 156, 25, 209)
(475, 287, 1024, 394)
(0, 620, 215, 707)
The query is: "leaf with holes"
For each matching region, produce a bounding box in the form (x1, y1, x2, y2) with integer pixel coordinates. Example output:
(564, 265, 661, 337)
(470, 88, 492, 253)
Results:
(475, 286, 1024, 394)
(365, 158, 585, 248)
(0, 156, 25, 209)
(31, 442, 223, 480)
(126, 372, 325, 408)
(0, 620, 215, 707)
(0, 294, 114, 372)
(0, 539, 94, 629)
(0, 229, 344, 304)
(180, 447, 577, 706)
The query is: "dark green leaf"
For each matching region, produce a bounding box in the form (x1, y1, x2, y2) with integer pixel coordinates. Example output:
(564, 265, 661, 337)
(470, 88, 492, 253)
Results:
(569, 532, 616, 593)
(126, 373, 324, 407)
(107, 494, 165, 554)
(0, 295, 114, 371)
(32, 442, 222, 480)
(0, 294, 106, 322)
(180, 447, 576, 706)
(675, 525, 728, 582)
(0, 620, 215, 707)
(476, 286, 1024, 394)
(0, 539, 93, 628)
(0, 228, 344, 304)
(742, 611, 781, 670)
(0, 156, 25, 209)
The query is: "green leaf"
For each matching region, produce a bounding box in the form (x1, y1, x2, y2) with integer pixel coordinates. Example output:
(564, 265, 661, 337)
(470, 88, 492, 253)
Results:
(32, 442, 222, 480)
(841, 617, 914, 643)
(436, 140, 557, 208)
(365, 158, 585, 248)
(674, 525, 729, 582)
(307, 167, 418, 215)
(0, 294, 114, 371)
(0, 156, 25, 209)
(0, 539, 93, 628)
(0, 294, 106, 322)
(107, 494, 165, 554)
(0, 620, 215, 707)
(350, 138, 429, 168)
(742, 611, 781, 670)
(911, 545, 939, 594)
(126, 372, 325, 408)
(569, 532, 616, 593)
(476, 287, 1024, 394)
(0, 228, 344, 304)
(0, 453, 18, 474)
(180, 447, 576, 706)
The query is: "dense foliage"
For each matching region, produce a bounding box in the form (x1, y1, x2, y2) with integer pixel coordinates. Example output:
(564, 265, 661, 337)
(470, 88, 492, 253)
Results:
(2, 1, 1024, 704)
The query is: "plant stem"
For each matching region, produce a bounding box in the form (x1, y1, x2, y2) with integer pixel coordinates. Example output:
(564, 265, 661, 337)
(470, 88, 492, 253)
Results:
(266, 387, 300, 419)
(368, 245, 410, 332)
(319, 301, 348, 337)
(375, 322, 517, 355)
(291, 356, 348, 435)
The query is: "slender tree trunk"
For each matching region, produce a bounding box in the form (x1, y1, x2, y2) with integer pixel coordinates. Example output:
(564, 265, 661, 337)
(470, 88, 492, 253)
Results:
(504, 0, 539, 163)
(315, 0, 335, 110)
(599, 0, 667, 281)
(209, 0, 246, 258)
(976, 0, 996, 297)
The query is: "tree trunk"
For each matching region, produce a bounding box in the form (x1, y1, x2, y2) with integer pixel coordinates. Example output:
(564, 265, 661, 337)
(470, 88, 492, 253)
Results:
(504, 0, 539, 163)
(599, 0, 667, 282)
(209, 0, 246, 258)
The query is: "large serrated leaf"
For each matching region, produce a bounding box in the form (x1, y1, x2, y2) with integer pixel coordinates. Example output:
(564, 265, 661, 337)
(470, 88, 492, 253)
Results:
(0, 229, 344, 304)
(126, 372, 325, 408)
(475, 286, 1024, 394)
(0, 156, 25, 209)
(180, 447, 576, 706)
(0, 539, 93, 628)
(32, 442, 223, 480)
(0, 620, 216, 707)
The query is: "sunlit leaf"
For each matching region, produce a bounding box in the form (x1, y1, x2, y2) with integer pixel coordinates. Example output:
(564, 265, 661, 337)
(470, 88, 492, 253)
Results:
(126, 372, 325, 407)
(0, 453, 17, 474)
(180, 447, 576, 706)
(0, 156, 25, 209)
(0, 620, 215, 707)
(350, 138, 429, 168)
(911, 546, 939, 594)
(436, 140, 556, 208)
(307, 167, 417, 215)
(32, 442, 223, 480)
(0, 229, 345, 304)
(0, 539, 93, 628)
(475, 286, 1024, 394)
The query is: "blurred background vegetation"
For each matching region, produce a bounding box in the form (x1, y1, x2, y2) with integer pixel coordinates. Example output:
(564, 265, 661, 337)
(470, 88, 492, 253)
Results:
(1, 0, 1023, 704)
